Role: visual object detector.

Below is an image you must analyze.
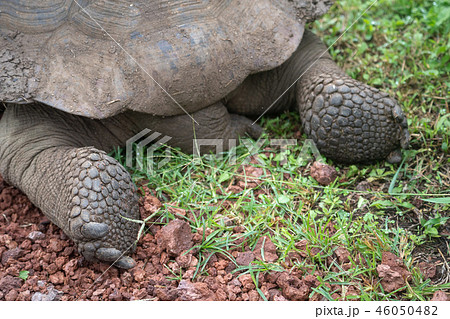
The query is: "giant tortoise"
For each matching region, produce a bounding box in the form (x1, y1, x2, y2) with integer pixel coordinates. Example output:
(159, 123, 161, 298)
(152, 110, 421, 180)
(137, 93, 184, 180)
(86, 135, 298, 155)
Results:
(0, 0, 410, 268)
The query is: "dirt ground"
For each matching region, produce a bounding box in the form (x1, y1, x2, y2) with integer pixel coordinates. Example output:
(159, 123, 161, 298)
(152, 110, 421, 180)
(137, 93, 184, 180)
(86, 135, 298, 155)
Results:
(0, 173, 448, 301)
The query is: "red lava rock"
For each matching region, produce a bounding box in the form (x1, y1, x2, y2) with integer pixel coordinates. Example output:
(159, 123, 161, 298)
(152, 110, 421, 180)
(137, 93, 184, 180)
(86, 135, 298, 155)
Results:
(27, 231, 45, 242)
(178, 280, 217, 301)
(431, 290, 449, 301)
(49, 271, 65, 285)
(324, 221, 337, 235)
(417, 262, 437, 279)
(167, 205, 187, 217)
(175, 251, 197, 269)
(156, 219, 193, 257)
(276, 272, 310, 301)
(253, 236, 278, 262)
(309, 161, 338, 186)
(2, 172, 361, 301)
(5, 289, 18, 301)
(0, 275, 22, 293)
(335, 247, 351, 264)
(273, 294, 287, 301)
(31, 285, 63, 301)
(235, 164, 265, 190)
(236, 251, 255, 266)
(139, 187, 162, 219)
(303, 274, 320, 289)
(108, 289, 122, 301)
(376, 252, 412, 293)
(248, 290, 261, 301)
(345, 286, 360, 300)
(48, 238, 65, 253)
(295, 239, 309, 258)
(238, 274, 256, 291)
(155, 287, 178, 301)
(1, 247, 23, 265)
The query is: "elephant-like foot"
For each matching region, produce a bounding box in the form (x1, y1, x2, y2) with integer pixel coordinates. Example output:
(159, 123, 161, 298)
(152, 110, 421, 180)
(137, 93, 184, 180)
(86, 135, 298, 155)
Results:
(66, 147, 140, 269)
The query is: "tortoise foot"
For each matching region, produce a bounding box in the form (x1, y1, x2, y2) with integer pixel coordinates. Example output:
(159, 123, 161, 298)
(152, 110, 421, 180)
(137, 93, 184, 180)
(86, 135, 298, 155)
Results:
(67, 147, 139, 269)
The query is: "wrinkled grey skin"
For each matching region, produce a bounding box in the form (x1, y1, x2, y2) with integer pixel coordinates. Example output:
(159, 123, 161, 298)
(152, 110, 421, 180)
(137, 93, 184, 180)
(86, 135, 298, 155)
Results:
(0, 18, 409, 268)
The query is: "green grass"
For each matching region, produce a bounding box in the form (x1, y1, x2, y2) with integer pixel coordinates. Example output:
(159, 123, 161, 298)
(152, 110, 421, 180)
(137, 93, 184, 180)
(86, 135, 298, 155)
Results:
(114, 0, 450, 301)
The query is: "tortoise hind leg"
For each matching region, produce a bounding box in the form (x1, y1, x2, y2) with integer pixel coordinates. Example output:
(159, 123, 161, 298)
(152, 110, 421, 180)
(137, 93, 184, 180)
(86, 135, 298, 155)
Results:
(225, 30, 410, 164)
(294, 30, 410, 163)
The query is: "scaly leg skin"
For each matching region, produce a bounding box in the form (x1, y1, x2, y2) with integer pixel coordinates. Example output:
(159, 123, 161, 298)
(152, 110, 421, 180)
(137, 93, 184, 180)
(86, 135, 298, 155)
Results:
(225, 30, 410, 164)
(0, 105, 139, 269)
(65, 147, 139, 268)
(0, 102, 261, 269)
(295, 31, 410, 163)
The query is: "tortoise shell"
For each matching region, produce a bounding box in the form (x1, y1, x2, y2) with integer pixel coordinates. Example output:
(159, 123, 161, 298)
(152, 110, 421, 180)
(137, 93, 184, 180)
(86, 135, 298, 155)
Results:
(0, 1, 331, 119)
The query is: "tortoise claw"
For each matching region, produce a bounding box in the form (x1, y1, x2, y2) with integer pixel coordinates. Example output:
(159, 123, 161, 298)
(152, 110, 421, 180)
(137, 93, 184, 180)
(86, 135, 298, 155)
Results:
(114, 256, 137, 269)
(96, 247, 123, 262)
(392, 104, 410, 149)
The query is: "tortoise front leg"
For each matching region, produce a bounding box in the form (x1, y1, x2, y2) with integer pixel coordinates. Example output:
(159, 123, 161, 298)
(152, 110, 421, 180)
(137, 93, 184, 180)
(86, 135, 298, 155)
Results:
(0, 104, 139, 269)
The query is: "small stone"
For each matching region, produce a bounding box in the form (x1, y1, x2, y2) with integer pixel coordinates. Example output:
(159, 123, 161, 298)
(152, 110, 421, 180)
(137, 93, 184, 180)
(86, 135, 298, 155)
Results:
(236, 251, 255, 266)
(377, 252, 411, 293)
(81, 161, 92, 169)
(253, 236, 278, 262)
(0, 275, 22, 292)
(383, 98, 395, 108)
(327, 106, 339, 116)
(352, 108, 363, 118)
(92, 179, 102, 192)
(27, 231, 45, 242)
(310, 161, 338, 186)
(80, 198, 89, 209)
(322, 115, 333, 127)
(335, 247, 351, 264)
(72, 196, 81, 206)
(88, 191, 97, 201)
(431, 291, 449, 301)
(5, 290, 18, 301)
(156, 219, 194, 257)
(337, 117, 348, 126)
(1, 247, 23, 265)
